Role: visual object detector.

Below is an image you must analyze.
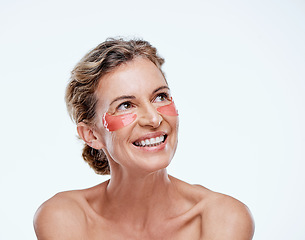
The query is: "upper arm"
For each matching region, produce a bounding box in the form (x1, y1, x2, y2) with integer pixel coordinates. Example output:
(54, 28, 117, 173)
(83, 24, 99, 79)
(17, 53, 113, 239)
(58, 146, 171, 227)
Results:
(33, 194, 86, 240)
(203, 194, 255, 240)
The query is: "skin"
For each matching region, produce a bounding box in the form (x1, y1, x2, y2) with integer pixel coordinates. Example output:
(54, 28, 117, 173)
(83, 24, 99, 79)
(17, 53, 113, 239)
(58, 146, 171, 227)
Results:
(34, 57, 254, 239)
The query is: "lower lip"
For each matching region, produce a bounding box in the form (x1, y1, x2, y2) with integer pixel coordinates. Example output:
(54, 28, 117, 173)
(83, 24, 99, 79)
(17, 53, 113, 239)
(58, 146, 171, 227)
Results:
(132, 137, 167, 152)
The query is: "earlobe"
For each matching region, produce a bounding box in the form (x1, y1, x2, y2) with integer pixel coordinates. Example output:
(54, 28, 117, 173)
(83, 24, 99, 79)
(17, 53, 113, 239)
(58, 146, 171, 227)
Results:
(77, 122, 104, 150)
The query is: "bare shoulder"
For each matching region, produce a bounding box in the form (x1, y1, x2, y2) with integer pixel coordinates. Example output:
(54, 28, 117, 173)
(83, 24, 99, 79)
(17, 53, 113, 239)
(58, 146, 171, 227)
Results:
(195, 185, 255, 240)
(34, 191, 87, 240)
(169, 177, 254, 239)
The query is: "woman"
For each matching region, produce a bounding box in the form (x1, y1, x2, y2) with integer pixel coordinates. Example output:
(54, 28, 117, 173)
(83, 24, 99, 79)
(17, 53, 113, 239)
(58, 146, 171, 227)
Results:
(34, 38, 254, 239)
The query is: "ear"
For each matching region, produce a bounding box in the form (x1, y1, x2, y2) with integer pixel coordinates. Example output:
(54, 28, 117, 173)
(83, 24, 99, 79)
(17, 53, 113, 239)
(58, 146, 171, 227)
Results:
(77, 122, 105, 150)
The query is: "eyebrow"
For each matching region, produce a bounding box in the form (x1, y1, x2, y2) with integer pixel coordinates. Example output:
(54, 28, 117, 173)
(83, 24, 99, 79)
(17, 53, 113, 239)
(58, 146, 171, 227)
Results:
(110, 95, 136, 106)
(152, 85, 170, 94)
(110, 85, 170, 106)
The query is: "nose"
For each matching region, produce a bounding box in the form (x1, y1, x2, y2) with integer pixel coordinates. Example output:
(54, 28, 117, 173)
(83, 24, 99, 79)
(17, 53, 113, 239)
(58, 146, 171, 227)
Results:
(138, 103, 162, 128)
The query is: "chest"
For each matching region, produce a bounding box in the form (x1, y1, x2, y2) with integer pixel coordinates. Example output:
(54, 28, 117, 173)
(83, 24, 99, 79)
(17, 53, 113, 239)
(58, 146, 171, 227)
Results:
(86, 214, 202, 240)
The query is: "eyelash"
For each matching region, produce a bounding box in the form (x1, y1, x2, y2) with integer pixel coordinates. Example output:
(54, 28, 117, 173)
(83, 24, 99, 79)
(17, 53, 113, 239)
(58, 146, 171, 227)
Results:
(117, 101, 133, 111)
(154, 92, 170, 102)
(116, 92, 170, 112)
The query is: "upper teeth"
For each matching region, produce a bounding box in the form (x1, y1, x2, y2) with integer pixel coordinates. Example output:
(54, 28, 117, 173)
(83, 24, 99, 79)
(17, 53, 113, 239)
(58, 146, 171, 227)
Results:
(135, 135, 165, 147)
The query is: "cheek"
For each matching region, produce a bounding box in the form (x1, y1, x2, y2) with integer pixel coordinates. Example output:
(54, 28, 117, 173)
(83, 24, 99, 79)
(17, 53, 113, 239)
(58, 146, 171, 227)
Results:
(103, 112, 137, 132)
(157, 101, 178, 116)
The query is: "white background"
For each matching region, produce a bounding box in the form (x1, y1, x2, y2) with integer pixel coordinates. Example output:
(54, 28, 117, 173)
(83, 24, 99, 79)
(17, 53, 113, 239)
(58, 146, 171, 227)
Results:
(1, 0, 304, 239)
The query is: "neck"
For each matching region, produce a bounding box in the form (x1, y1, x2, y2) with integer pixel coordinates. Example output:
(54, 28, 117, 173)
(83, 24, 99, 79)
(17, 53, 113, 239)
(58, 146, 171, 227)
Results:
(101, 168, 182, 226)
(107, 168, 171, 201)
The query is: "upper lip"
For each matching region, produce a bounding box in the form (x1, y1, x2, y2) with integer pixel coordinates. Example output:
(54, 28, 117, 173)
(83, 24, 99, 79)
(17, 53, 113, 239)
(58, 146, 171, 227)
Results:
(132, 131, 167, 143)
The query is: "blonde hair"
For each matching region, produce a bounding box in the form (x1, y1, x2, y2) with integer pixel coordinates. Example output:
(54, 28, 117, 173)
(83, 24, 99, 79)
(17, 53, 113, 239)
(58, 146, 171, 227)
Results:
(65, 38, 165, 175)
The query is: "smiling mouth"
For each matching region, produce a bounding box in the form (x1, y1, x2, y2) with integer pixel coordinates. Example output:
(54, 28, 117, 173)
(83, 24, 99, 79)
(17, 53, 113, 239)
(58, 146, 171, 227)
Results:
(133, 134, 167, 147)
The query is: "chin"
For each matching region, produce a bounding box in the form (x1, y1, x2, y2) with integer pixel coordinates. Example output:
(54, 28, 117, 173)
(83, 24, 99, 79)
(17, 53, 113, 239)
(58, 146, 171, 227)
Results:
(136, 153, 174, 174)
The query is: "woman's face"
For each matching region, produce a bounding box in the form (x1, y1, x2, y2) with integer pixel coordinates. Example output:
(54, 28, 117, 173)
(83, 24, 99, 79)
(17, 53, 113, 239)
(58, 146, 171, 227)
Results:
(93, 57, 179, 175)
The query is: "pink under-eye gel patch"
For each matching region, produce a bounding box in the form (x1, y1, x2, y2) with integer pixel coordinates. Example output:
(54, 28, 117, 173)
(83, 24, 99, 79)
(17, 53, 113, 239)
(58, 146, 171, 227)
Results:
(103, 112, 137, 132)
(157, 101, 178, 116)
(102, 100, 178, 132)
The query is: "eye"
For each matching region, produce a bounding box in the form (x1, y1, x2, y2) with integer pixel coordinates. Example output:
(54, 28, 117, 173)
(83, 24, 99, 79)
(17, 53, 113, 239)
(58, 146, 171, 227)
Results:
(154, 92, 170, 103)
(117, 101, 133, 111)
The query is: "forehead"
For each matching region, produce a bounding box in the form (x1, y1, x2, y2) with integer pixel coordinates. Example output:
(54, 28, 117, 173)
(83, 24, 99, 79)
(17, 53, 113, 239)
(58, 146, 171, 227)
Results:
(95, 57, 167, 107)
